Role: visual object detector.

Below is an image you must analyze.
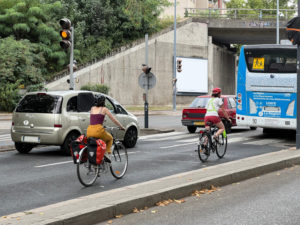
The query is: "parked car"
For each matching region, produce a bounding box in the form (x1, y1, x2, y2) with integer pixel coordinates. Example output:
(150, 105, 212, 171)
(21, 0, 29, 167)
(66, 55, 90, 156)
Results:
(181, 95, 237, 133)
(11, 91, 140, 155)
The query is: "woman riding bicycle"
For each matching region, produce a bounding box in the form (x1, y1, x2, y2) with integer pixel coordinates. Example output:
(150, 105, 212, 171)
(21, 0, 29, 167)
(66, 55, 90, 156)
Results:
(86, 94, 125, 158)
(204, 87, 231, 140)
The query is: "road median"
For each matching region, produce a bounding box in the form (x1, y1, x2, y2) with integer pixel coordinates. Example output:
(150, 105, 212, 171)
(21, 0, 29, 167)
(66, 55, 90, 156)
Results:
(2, 148, 300, 225)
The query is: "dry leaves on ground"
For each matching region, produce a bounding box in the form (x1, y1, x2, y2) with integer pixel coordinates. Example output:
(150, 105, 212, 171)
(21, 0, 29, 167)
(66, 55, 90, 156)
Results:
(192, 185, 221, 197)
(115, 214, 123, 218)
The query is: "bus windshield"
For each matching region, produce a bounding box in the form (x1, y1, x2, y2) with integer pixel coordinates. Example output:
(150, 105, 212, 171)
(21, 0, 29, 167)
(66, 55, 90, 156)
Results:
(245, 48, 296, 73)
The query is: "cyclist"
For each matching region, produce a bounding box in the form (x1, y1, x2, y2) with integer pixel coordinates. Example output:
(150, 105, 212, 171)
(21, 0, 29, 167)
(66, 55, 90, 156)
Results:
(86, 95, 125, 159)
(204, 87, 231, 141)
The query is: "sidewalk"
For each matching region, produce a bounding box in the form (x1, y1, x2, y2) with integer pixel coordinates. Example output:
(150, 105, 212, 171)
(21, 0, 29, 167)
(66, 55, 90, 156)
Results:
(1, 148, 300, 225)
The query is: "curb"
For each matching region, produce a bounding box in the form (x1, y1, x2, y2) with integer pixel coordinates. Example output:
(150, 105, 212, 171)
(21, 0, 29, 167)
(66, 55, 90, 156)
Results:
(139, 128, 175, 136)
(2, 148, 300, 225)
(0, 145, 15, 152)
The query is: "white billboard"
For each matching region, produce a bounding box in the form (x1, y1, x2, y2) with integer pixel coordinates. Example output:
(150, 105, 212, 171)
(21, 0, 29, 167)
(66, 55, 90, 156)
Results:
(176, 57, 208, 94)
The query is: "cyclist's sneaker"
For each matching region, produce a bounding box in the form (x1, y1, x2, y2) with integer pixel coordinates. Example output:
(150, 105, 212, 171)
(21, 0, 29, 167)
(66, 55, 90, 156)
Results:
(213, 135, 219, 143)
(104, 153, 112, 163)
(204, 147, 210, 156)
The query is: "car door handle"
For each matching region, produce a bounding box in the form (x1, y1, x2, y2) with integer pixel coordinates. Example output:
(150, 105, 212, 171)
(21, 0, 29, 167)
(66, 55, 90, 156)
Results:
(81, 118, 86, 121)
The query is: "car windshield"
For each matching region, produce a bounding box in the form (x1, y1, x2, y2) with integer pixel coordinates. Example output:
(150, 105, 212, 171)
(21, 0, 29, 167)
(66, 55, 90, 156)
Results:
(16, 94, 62, 113)
(189, 97, 210, 108)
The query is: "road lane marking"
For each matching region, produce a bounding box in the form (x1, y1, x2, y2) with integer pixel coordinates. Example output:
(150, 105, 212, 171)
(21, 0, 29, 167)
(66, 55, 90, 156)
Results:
(161, 137, 255, 149)
(35, 151, 140, 168)
(139, 132, 184, 140)
(142, 133, 198, 142)
(35, 160, 73, 168)
(160, 142, 197, 149)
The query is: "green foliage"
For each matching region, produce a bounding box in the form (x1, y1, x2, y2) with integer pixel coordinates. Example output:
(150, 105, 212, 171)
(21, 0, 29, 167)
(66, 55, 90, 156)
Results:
(0, 0, 172, 109)
(80, 84, 110, 94)
(0, 82, 21, 112)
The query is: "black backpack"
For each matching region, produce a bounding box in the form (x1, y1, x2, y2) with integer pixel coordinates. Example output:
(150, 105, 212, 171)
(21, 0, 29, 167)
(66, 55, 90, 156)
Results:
(286, 17, 300, 45)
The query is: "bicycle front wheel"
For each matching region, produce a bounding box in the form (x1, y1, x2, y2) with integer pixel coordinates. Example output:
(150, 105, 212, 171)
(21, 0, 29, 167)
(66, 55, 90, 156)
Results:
(216, 133, 227, 158)
(198, 132, 210, 162)
(77, 147, 99, 187)
(110, 143, 128, 179)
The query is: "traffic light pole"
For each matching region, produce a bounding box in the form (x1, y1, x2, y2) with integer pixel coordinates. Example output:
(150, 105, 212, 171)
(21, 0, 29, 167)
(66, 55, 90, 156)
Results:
(144, 34, 149, 128)
(69, 26, 74, 90)
(173, 0, 177, 111)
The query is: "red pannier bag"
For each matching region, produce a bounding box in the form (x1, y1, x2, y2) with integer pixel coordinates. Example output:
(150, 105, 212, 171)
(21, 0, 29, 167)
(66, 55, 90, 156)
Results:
(70, 135, 87, 164)
(87, 137, 106, 165)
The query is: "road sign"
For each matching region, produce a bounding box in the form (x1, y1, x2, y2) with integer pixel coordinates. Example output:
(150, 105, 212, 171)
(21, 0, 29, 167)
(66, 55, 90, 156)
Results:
(138, 72, 156, 90)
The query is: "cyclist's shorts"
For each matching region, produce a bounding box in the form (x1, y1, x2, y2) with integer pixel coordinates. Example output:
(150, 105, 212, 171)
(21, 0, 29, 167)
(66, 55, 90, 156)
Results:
(204, 116, 221, 126)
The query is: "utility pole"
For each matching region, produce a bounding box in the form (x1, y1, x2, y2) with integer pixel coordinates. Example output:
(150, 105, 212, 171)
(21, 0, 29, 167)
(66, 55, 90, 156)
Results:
(297, 0, 300, 148)
(144, 34, 149, 128)
(276, 0, 279, 44)
(173, 0, 177, 111)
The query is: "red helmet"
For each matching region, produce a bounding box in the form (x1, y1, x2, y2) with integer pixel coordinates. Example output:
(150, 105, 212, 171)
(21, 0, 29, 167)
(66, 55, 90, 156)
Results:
(212, 87, 221, 94)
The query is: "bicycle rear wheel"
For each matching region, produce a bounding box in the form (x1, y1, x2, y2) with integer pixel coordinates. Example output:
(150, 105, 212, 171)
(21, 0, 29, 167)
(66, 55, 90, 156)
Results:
(110, 143, 128, 179)
(216, 133, 227, 158)
(77, 147, 99, 187)
(198, 132, 210, 162)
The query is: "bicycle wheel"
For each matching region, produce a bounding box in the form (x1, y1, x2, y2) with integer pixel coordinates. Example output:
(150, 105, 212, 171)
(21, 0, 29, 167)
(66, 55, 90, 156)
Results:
(77, 147, 99, 187)
(216, 132, 227, 158)
(198, 132, 210, 162)
(110, 143, 128, 179)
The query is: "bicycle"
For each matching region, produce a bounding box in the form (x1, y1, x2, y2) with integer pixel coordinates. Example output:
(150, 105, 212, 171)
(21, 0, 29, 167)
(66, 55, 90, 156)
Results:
(197, 119, 228, 162)
(76, 127, 128, 187)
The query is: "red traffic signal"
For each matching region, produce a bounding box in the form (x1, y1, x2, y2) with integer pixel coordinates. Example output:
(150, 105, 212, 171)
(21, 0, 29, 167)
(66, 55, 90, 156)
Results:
(177, 59, 182, 73)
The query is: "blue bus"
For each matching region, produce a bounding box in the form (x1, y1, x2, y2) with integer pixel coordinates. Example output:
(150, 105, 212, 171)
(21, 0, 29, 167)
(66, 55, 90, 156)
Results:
(236, 44, 297, 131)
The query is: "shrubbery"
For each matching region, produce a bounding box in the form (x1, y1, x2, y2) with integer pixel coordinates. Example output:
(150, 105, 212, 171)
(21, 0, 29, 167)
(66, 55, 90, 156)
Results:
(80, 84, 110, 94)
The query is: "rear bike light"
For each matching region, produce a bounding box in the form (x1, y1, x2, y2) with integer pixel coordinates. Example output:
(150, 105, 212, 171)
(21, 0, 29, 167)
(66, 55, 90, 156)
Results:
(199, 130, 204, 134)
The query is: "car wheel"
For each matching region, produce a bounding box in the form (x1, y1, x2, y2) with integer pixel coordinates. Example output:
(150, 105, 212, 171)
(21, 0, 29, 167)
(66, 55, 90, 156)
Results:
(187, 126, 197, 133)
(123, 127, 138, 148)
(61, 131, 80, 155)
(15, 142, 34, 154)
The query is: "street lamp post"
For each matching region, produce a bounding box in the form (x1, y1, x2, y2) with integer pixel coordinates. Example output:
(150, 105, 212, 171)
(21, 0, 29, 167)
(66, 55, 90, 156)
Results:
(173, 0, 177, 111)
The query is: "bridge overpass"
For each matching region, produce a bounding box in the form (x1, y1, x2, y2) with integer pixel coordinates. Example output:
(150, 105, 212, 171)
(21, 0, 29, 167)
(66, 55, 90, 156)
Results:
(186, 8, 297, 45)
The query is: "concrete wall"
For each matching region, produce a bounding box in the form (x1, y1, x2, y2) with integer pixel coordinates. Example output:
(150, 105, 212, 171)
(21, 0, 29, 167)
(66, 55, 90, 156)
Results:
(46, 20, 236, 107)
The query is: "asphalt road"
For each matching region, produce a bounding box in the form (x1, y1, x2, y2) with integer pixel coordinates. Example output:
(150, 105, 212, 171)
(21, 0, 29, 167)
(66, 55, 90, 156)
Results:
(0, 115, 296, 216)
(98, 165, 300, 225)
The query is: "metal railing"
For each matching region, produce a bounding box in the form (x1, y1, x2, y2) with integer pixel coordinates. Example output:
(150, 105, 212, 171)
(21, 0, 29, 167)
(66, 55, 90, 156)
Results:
(184, 8, 297, 20)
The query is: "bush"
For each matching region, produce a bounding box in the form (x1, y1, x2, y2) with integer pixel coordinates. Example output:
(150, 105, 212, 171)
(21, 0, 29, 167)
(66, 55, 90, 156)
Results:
(0, 82, 21, 112)
(80, 84, 110, 94)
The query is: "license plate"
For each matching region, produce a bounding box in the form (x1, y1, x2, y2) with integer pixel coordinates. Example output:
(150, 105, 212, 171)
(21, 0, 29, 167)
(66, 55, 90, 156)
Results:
(264, 107, 280, 112)
(22, 136, 40, 143)
(194, 121, 204, 125)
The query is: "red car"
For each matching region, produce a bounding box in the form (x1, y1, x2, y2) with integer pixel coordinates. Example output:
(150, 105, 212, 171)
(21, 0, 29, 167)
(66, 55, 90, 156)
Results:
(181, 95, 237, 133)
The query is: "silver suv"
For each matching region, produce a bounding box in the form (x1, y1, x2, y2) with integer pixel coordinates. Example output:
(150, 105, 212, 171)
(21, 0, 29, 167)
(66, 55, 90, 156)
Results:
(11, 91, 139, 154)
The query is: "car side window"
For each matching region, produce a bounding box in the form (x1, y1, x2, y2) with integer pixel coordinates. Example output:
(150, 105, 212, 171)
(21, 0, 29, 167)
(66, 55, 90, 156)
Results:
(115, 104, 128, 115)
(229, 98, 236, 109)
(105, 98, 115, 113)
(67, 96, 78, 112)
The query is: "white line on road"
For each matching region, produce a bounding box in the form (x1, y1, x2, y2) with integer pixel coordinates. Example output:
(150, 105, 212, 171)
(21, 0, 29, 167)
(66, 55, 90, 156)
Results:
(35, 151, 140, 168)
(160, 142, 197, 149)
(139, 132, 184, 140)
(35, 160, 73, 168)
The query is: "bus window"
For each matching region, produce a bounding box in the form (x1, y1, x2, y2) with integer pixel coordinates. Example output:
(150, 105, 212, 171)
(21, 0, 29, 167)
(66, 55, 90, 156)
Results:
(245, 48, 296, 73)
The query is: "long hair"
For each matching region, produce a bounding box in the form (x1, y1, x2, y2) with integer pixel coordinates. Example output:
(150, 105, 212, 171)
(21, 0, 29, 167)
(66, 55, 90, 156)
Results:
(95, 95, 106, 107)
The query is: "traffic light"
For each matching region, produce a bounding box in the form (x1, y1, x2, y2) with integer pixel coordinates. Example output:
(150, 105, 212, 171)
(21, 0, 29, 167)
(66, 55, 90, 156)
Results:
(177, 59, 182, 73)
(142, 64, 151, 74)
(59, 18, 72, 50)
